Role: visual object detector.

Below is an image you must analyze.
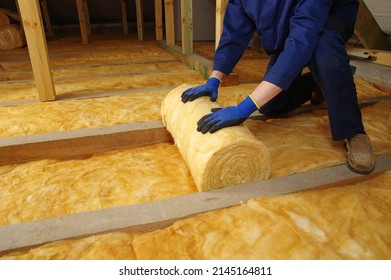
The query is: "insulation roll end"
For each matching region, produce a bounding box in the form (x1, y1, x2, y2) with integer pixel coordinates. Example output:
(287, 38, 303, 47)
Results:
(161, 84, 271, 192)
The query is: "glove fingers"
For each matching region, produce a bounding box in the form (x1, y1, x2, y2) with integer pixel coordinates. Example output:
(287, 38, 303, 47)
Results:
(197, 113, 216, 132)
(182, 91, 211, 103)
(188, 91, 211, 102)
(197, 113, 214, 126)
(181, 87, 201, 103)
(181, 87, 197, 99)
(210, 93, 218, 102)
(209, 118, 247, 134)
(198, 118, 220, 134)
(211, 108, 222, 113)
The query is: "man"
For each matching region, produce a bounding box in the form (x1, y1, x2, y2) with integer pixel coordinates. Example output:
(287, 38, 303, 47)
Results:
(181, 0, 375, 174)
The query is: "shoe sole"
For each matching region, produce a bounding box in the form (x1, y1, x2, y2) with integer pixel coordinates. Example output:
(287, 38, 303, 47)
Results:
(346, 161, 375, 175)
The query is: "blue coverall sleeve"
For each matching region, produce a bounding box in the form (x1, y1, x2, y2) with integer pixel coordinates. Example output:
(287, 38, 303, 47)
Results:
(213, 0, 255, 75)
(264, 0, 334, 90)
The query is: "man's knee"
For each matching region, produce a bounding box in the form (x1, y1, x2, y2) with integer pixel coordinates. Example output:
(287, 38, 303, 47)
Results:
(312, 29, 347, 71)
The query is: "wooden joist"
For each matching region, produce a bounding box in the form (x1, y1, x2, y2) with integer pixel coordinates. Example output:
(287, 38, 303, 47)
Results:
(0, 85, 177, 108)
(157, 40, 238, 86)
(0, 154, 390, 254)
(1, 95, 389, 165)
(347, 47, 391, 67)
(0, 121, 173, 166)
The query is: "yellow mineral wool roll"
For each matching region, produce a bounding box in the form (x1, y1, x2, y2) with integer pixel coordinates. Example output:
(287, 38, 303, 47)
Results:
(161, 84, 271, 192)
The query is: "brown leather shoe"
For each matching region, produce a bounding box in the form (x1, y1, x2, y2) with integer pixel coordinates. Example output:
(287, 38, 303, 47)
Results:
(346, 133, 375, 174)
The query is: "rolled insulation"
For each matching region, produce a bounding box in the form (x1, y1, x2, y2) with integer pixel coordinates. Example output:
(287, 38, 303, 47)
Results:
(161, 84, 271, 192)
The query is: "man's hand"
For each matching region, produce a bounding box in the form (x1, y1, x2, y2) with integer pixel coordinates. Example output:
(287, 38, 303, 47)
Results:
(181, 77, 220, 103)
(197, 95, 258, 133)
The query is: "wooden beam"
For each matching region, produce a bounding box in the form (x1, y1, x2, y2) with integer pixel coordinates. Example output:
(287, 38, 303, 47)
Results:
(83, 0, 92, 36)
(76, 0, 89, 44)
(354, 0, 391, 51)
(1, 154, 390, 253)
(181, 0, 193, 54)
(215, 0, 227, 50)
(347, 47, 391, 67)
(120, 0, 128, 35)
(158, 41, 212, 77)
(39, 0, 54, 36)
(135, 0, 144, 41)
(0, 121, 173, 166)
(17, 0, 56, 102)
(164, 0, 175, 46)
(154, 0, 163, 40)
(2, 95, 388, 165)
(157, 40, 238, 86)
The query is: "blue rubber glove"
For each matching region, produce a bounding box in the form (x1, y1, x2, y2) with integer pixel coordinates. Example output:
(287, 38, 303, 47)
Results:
(197, 96, 258, 134)
(181, 77, 220, 103)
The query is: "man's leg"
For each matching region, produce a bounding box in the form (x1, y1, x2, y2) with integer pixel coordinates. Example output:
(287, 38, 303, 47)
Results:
(308, 15, 375, 174)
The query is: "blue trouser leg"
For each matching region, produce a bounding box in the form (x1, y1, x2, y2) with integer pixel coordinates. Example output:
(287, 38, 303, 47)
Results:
(308, 15, 364, 141)
(260, 13, 365, 141)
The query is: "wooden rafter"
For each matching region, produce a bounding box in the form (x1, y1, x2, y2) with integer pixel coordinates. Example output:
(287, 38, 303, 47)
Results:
(355, 0, 391, 51)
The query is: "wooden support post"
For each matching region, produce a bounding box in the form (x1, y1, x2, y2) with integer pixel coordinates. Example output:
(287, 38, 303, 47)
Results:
(39, 0, 54, 36)
(154, 0, 163, 40)
(120, 0, 128, 35)
(164, 0, 175, 46)
(135, 0, 144, 41)
(76, 0, 89, 44)
(83, 0, 92, 36)
(17, 0, 56, 102)
(181, 0, 193, 54)
(355, 0, 391, 51)
(215, 0, 227, 50)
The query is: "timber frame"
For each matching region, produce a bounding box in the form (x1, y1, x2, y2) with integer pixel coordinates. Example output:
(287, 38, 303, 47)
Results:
(14, 0, 391, 101)
(1, 0, 390, 254)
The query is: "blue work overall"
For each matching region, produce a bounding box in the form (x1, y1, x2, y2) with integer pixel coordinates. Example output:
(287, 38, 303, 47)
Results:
(213, 0, 364, 141)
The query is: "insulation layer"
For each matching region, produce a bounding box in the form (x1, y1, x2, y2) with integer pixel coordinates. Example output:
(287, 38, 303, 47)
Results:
(161, 84, 271, 192)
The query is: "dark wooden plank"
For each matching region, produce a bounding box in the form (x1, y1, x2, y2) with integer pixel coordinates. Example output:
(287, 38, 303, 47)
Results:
(0, 121, 173, 166)
(355, 0, 391, 51)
